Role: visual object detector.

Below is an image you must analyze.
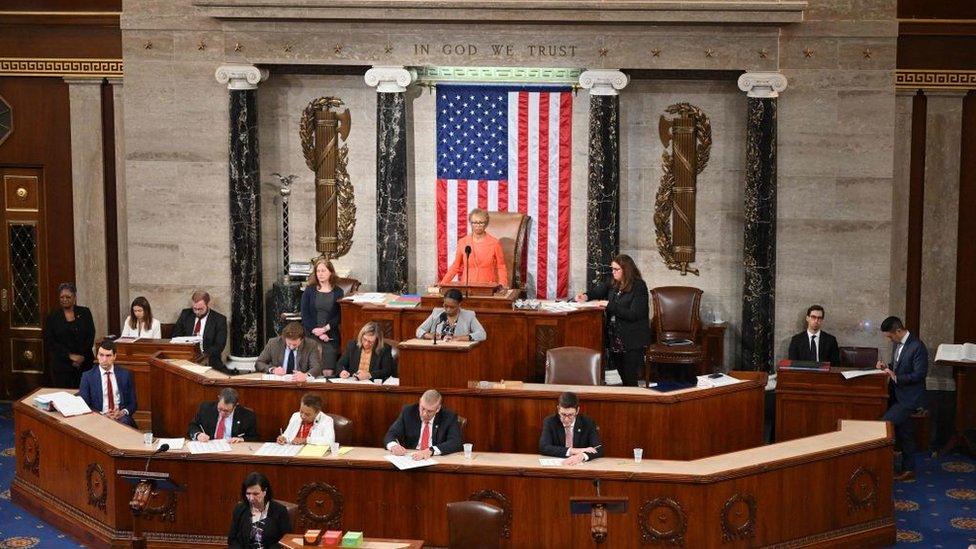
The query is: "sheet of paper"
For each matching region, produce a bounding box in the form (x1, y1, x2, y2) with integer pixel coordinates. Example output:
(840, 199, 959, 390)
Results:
(297, 445, 329, 457)
(169, 359, 211, 374)
(337, 446, 355, 455)
(384, 454, 438, 470)
(114, 337, 140, 343)
(841, 369, 888, 380)
(538, 458, 564, 467)
(382, 377, 400, 386)
(186, 439, 232, 454)
(34, 391, 74, 405)
(157, 438, 185, 450)
(328, 377, 370, 384)
(347, 292, 387, 303)
(262, 373, 295, 382)
(253, 442, 302, 457)
(51, 394, 92, 417)
(696, 374, 741, 387)
(170, 336, 202, 344)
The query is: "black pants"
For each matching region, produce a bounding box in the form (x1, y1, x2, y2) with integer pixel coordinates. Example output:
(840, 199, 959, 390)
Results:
(611, 348, 645, 387)
(883, 402, 917, 471)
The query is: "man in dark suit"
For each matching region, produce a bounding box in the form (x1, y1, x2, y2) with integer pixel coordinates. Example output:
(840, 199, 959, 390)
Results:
(79, 340, 137, 427)
(255, 321, 326, 379)
(171, 290, 228, 371)
(875, 316, 929, 481)
(384, 389, 462, 459)
(187, 388, 259, 443)
(787, 305, 841, 365)
(540, 392, 603, 465)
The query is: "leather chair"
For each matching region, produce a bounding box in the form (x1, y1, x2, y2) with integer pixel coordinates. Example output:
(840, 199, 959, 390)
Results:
(447, 500, 505, 549)
(457, 415, 468, 439)
(545, 346, 602, 385)
(487, 211, 530, 291)
(326, 413, 352, 444)
(336, 277, 361, 296)
(387, 339, 399, 378)
(646, 286, 704, 383)
(279, 499, 300, 530)
(839, 346, 879, 369)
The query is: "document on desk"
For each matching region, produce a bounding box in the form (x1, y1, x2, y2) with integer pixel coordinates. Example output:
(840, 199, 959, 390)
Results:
(328, 377, 370, 384)
(254, 442, 303, 457)
(114, 337, 140, 344)
(696, 374, 741, 387)
(50, 393, 92, 417)
(297, 445, 329, 458)
(538, 458, 564, 467)
(384, 454, 438, 470)
(187, 439, 232, 454)
(170, 359, 211, 375)
(157, 438, 185, 450)
(347, 292, 387, 304)
(170, 336, 202, 344)
(841, 369, 888, 380)
(261, 373, 295, 382)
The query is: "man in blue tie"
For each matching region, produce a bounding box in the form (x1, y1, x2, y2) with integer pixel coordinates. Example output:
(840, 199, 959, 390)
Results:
(255, 322, 327, 380)
(875, 316, 929, 481)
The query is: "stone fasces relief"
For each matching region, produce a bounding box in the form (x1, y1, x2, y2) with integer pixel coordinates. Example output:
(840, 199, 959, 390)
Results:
(654, 103, 712, 276)
(300, 97, 356, 262)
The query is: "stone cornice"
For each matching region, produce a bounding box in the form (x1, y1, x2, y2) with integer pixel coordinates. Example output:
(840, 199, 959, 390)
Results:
(579, 69, 629, 96)
(364, 66, 417, 93)
(192, 0, 806, 24)
(737, 72, 787, 98)
(215, 64, 268, 90)
(0, 57, 122, 78)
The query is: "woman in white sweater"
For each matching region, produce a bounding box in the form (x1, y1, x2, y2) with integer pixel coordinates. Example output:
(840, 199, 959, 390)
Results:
(120, 296, 161, 339)
(276, 393, 335, 446)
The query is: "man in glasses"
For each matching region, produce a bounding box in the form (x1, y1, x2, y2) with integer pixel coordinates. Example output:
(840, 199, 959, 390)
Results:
(788, 305, 841, 365)
(539, 392, 603, 465)
(384, 389, 462, 460)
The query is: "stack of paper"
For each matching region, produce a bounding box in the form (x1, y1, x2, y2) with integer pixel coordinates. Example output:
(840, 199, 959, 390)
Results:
(254, 442, 303, 457)
(170, 336, 202, 344)
(695, 373, 741, 388)
(262, 373, 295, 382)
(538, 458, 564, 467)
(347, 292, 387, 304)
(187, 439, 232, 454)
(157, 438, 185, 450)
(43, 392, 92, 417)
(384, 454, 438, 470)
(841, 369, 887, 380)
(382, 377, 399, 386)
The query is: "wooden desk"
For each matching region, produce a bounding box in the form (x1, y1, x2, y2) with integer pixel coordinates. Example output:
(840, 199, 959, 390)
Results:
(397, 338, 482, 388)
(340, 298, 604, 382)
(280, 535, 423, 548)
(420, 289, 517, 310)
(112, 339, 202, 428)
(775, 367, 890, 442)
(13, 389, 895, 548)
(937, 360, 976, 455)
(150, 355, 766, 460)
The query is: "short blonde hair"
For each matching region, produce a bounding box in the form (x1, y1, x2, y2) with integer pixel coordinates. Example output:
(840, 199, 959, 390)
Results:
(356, 321, 386, 354)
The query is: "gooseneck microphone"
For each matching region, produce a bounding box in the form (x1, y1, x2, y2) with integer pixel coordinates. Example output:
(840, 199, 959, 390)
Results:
(145, 443, 170, 472)
(433, 311, 448, 346)
(464, 245, 472, 298)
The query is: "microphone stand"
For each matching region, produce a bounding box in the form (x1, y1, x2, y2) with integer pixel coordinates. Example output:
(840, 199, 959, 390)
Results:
(432, 319, 440, 346)
(464, 247, 472, 299)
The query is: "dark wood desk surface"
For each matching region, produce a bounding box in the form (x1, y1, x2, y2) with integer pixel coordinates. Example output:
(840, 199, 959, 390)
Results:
(775, 367, 890, 442)
(13, 389, 895, 548)
(149, 355, 766, 460)
(280, 535, 423, 548)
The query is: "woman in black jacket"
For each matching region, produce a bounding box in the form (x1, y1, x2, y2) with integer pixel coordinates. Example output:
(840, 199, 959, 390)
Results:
(576, 254, 651, 387)
(336, 321, 395, 381)
(43, 282, 96, 388)
(228, 472, 292, 549)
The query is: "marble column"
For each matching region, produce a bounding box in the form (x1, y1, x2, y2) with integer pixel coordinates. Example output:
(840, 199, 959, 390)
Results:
(579, 70, 628, 289)
(737, 73, 787, 372)
(108, 77, 129, 318)
(215, 64, 268, 366)
(64, 77, 108, 337)
(365, 66, 416, 294)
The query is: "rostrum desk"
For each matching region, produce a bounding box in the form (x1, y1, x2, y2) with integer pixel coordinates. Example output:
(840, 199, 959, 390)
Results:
(775, 367, 890, 442)
(149, 355, 765, 460)
(13, 389, 895, 548)
(111, 339, 202, 429)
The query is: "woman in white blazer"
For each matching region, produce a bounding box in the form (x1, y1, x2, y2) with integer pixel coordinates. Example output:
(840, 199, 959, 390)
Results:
(276, 393, 335, 446)
(120, 296, 162, 339)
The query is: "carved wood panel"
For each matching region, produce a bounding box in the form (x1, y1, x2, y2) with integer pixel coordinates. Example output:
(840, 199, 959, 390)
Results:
(720, 493, 756, 542)
(298, 481, 343, 530)
(19, 429, 38, 476)
(846, 466, 879, 512)
(86, 462, 107, 511)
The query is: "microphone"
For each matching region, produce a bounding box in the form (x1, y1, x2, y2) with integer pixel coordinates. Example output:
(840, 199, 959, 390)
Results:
(464, 245, 472, 298)
(433, 311, 448, 346)
(145, 443, 169, 472)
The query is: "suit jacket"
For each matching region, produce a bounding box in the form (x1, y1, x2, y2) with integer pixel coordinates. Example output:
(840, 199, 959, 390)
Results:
(281, 411, 334, 446)
(187, 401, 259, 441)
(415, 307, 486, 341)
(336, 340, 394, 380)
(383, 403, 462, 456)
(539, 414, 604, 460)
(255, 336, 323, 377)
(79, 366, 137, 418)
(171, 308, 228, 370)
(787, 330, 841, 365)
(228, 499, 291, 549)
(300, 285, 345, 346)
(588, 278, 652, 350)
(43, 306, 96, 373)
(888, 333, 929, 409)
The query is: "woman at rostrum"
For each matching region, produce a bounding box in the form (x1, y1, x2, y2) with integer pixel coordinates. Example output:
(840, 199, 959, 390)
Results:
(439, 208, 509, 288)
(416, 289, 486, 342)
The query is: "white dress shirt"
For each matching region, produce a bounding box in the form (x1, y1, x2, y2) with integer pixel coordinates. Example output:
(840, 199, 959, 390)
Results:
(384, 418, 443, 456)
(98, 366, 123, 414)
(120, 317, 162, 339)
(894, 331, 910, 364)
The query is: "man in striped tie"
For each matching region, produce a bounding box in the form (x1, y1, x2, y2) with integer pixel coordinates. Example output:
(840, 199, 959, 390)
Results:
(384, 390, 462, 460)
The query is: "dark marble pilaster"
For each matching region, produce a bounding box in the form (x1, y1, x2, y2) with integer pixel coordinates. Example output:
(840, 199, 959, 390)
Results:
(375, 91, 409, 293)
(738, 73, 785, 372)
(586, 94, 620, 289)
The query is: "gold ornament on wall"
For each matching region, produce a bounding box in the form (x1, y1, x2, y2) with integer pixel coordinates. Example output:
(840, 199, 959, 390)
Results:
(300, 96, 356, 260)
(654, 103, 711, 275)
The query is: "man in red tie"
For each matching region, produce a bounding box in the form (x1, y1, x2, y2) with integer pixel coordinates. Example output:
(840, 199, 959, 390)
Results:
(79, 340, 137, 427)
(171, 290, 229, 371)
(384, 389, 462, 460)
(539, 392, 603, 465)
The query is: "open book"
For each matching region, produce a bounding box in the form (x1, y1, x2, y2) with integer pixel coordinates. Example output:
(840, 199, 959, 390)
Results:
(935, 343, 976, 363)
(38, 392, 92, 417)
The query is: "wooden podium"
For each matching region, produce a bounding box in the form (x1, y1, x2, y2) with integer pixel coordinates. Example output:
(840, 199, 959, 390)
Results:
(397, 338, 483, 388)
(421, 284, 519, 310)
(775, 367, 889, 442)
(937, 359, 976, 455)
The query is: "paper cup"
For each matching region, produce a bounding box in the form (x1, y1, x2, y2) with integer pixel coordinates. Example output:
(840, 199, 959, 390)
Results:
(144, 432, 153, 445)
(330, 442, 340, 456)
(633, 448, 643, 463)
(463, 443, 473, 459)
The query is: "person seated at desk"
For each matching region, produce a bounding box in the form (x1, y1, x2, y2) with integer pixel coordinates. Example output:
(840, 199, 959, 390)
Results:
(172, 290, 228, 371)
(301, 257, 343, 373)
(255, 321, 326, 380)
(385, 389, 462, 459)
(120, 296, 161, 339)
(539, 392, 603, 465)
(787, 304, 840, 365)
(277, 393, 334, 446)
(44, 282, 96, 389)
(337, 321, 394, 381)
(79, 340, 137, 427)
(439, 208, 509, 288)
(416, 289, 486, 342)
(188, 387, 259, 443)
(228, 471, 291, 549)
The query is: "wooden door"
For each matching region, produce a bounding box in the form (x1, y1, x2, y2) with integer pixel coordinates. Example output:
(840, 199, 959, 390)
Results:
(0, 167, 49, 398)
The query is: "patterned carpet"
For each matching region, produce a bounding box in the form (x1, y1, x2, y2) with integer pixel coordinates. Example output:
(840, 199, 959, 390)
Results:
(0, 402, 974, 548)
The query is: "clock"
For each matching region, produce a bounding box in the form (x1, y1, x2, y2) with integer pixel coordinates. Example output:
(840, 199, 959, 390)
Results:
(0, 95, 11, 147)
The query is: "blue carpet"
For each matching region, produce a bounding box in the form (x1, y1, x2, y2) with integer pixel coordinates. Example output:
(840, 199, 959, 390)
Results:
(0, 402, 974, 547)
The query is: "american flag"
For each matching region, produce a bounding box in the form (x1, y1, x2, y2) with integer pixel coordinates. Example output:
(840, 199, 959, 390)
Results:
(435, 84, 573, 299)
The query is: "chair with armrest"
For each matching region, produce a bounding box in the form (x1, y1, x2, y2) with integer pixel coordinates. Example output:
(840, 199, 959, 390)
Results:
(278, 499, 299, 530)
(457, 415, 468, 439)
(326, 413, 352, 444)
(646, 286, 704, 383)
(545, 346, 602, 385)
(447, 500, 505, 549)
(839, 346, 879, 369)
(387, 339, 399, 378)
(487, 211, 530, 291)
(161, 323, 175, 339)
(335, 277, 361, 296)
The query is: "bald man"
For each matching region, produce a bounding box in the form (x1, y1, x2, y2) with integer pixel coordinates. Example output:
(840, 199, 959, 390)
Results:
(384, 389, 462, 460)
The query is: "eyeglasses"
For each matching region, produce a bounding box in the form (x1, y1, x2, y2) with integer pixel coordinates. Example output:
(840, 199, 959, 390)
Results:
(808, 315, 823, 320)
(470, 220, 488, 225)
(558, 412, 578, 419)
